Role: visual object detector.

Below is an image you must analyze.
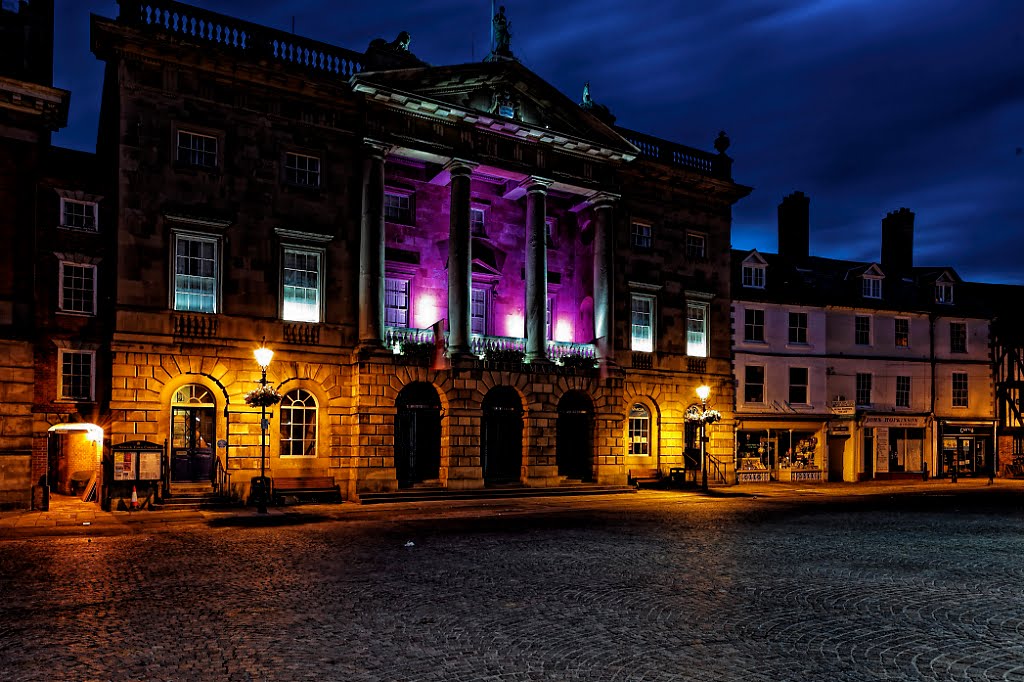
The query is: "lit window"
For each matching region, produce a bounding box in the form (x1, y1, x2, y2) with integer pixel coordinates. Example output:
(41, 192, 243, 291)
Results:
(60, 198, 98, 232)
(384, 192, 412, 224)
(744, 308, 764, 342)
(384, 277, 410, 328)
(173, 234, 218, 313)
(471, 286, 489, 336)
(744, 366, 764, 403)
(895, 318, 910, 348)
(935, 282, 954, 304)
(685, 233, 706, 259)
(284, 152, 321, 188)
(630, 294, 654, 353)
(855, 315, 871, 345)
(950, 322, 967, 353)
(952, 372, 969, 408)
(686, 302, 708, 357)
(471, 208, 486, 236)
(546, 294, 555, 340)
(631, 222, 652, 249)
(856, 373, 872, 407)
(58, 350, 95, 401)
(628, 404, 650, 456)
(862, 276, 882, 299)
(788, 311, 807, 344)
(742, 264, 765, 289)
(282, 248, 322, 322)
(280, 389, 317, 457)
(896, 376, 911, 408)
(176, 130, 218, 168)
(789, 367, 809, 405)
(58, 262, 97, 315)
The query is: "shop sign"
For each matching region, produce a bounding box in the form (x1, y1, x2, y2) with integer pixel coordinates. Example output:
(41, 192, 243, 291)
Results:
(862, 415, 927, 428)
(944, 425, 988, 435)
(828, 400, 856, 417)
(828, 422, 852, 437)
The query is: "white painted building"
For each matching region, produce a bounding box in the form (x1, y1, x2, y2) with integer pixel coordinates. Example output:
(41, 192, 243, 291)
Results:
(732, 194, 996, 482)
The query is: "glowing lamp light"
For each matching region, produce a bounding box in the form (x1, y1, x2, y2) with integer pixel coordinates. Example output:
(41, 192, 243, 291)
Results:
(554, 317, 574, 343)
(254, 344, 274, 370)
(414, 293, 439, 330)
(85, 425, 104, 443)
(696, 385, 711, 403)
(505, 312, 525, 338)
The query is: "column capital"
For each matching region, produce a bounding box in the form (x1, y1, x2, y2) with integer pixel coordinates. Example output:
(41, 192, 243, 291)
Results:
(430, 158, 479, 185)
(585, 191, 620, 208)
(522, 176, 553, 194)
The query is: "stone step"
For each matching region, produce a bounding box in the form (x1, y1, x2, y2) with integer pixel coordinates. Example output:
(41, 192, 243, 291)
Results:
(357, 485, 636, 505)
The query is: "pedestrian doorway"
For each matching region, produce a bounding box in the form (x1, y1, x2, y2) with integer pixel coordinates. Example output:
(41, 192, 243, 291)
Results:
(46, 423, 103, 496)
(481, 386, 523, 484)
(557, 391, 594, 481)
(170, 385, 216, 482)
(395, 383, 442, 487)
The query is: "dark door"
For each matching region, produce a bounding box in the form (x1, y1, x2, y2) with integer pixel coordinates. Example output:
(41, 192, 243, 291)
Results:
(827, 438, 845, 482)
(557, 392, 594, 481)
(47, 431, 61, 493)
(171, 406, 215, 482)
(395, 383, 442, 487)
(482, 387, 523, 484)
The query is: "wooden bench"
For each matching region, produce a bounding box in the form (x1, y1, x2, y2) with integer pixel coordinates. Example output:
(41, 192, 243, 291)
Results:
(272, 476, 341, 504)
(628, 468, 666, 489)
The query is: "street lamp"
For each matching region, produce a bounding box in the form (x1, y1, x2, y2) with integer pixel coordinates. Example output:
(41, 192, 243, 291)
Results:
(253, 340, 274, 514)
(696, 385, 711, 492)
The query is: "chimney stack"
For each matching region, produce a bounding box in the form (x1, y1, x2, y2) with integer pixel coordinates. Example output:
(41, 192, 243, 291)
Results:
(777, 191, 809, 261)
(881, 208, 914, 275)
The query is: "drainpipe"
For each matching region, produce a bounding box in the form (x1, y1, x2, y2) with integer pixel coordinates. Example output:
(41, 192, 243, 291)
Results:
(929, 312, 938, 475)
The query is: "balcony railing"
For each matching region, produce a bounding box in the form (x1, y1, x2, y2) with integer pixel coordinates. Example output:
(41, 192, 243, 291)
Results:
(119, 0, 364, 78)
(384, 327, 596, 365)
(617, 126, 730, 179)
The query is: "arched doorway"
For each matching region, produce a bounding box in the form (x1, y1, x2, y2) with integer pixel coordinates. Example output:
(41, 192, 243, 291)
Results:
(557, 391, 594, 481)
(170, 385, 216, 482)
(481, 386, 523, 484)
(395, 383, 442, 487)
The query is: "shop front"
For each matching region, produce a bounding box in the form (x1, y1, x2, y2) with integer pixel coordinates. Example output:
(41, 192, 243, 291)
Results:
(938, 422, 997, 478)
(860, 415, 931, 480)
(736, 420, 827, 483)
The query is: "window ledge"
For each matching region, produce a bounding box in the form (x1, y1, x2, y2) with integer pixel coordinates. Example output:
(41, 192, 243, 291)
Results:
(54, 398, 96, 405)
(56, 310, 97, 318)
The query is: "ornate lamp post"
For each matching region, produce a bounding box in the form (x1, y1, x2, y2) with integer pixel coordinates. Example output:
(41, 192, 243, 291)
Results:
(686, 384, 720, 493)
(249, 340, 277, 514)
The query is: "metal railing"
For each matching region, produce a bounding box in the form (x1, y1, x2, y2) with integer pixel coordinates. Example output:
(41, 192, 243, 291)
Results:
(214, 450, 232, 498)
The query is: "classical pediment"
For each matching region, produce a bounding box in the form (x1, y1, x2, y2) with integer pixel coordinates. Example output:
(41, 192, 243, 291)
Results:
(351, 60, 637, 161)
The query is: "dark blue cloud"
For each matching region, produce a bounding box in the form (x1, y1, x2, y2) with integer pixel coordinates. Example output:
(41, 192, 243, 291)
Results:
(53, 0, 1024, 283)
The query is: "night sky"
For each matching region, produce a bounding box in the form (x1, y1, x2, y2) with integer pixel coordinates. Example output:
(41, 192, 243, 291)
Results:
(51, 1, 1024, 283)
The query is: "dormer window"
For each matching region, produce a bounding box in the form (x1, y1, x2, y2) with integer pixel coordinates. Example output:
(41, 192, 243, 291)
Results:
(935, 281, 954, 304)
(862, 275, 882, 299)
(742, 264, 765, 289)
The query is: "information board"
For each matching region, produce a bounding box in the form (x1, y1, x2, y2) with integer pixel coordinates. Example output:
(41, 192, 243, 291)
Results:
(114, 451, 136, 481)
(138, 451, 162, 480)
(874, 427, 889, 473)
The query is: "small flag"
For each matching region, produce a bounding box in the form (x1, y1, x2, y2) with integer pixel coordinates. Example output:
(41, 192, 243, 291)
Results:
(431, 319, 449, 370)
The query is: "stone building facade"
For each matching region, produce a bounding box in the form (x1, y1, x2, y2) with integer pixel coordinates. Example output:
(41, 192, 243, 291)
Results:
(81, 0, 750, 501)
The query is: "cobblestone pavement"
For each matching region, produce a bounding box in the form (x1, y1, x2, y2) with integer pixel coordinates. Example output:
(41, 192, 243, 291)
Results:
(2, 485, 1024, 681)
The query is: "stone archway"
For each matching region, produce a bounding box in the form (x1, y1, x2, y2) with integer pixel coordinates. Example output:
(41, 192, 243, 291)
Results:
(394, 382, 442, 487)
(481, 386, 524, 484)
(557, 391, 594, 481)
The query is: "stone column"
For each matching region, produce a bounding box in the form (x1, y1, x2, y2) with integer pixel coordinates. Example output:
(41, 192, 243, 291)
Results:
(524, 178, 552, 363)
(359, 141, 387, 348)
(447, 160, 477, 358)
(591, 194, 617, 368)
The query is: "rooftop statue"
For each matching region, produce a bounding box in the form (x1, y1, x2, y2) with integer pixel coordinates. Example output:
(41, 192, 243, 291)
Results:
(366, 30, 424, 68)
(492, 6, 512, 58)
(579, 81, 616, 125)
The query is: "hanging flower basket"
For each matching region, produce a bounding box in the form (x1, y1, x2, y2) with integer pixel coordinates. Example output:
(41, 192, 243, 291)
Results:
(685, 407, 722, 425)
(245, 384, 282, 408)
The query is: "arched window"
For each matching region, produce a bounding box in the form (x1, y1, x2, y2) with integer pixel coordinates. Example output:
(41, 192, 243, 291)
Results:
(280, 389, 317, 457)
(173, 385, 215, 406)
(628, 404, 650, 456)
